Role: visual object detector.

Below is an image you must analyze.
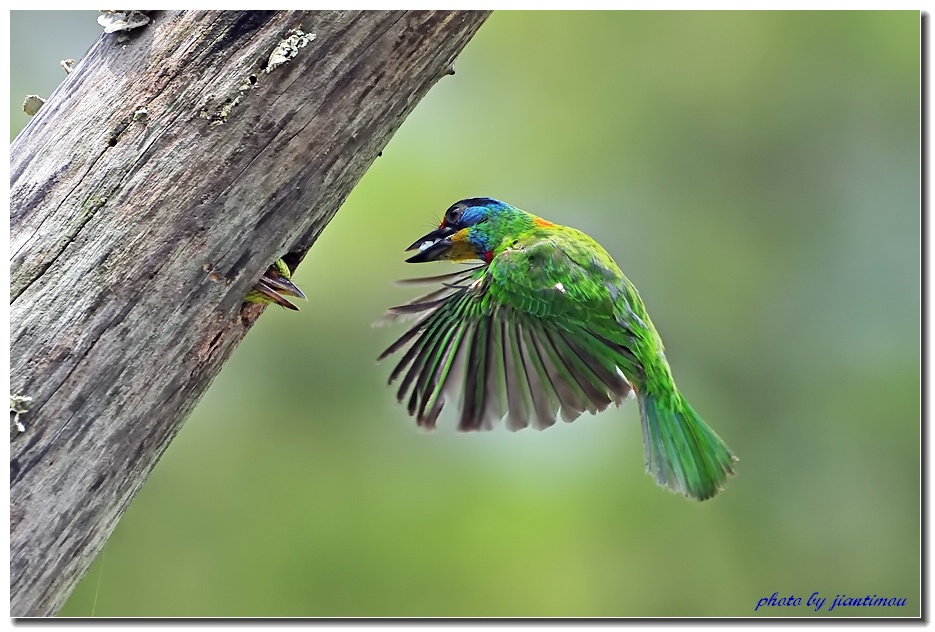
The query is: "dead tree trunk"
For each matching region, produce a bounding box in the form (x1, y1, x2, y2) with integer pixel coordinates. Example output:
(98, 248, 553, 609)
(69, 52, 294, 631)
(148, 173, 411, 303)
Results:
(9, 10, 490, 616)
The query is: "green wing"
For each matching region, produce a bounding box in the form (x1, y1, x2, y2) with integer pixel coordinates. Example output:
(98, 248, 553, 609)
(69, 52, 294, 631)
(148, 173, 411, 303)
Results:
(378, 236, 640, 432)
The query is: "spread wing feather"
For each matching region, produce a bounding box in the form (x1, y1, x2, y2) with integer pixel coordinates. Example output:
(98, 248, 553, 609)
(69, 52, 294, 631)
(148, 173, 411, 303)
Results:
(378, 240, 638, 431)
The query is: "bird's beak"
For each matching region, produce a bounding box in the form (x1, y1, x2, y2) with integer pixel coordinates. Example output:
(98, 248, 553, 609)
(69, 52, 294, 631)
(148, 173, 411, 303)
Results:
(261, 274, 307, 301)
(252, 266, 308, 310)
(404, 225, 458, 263)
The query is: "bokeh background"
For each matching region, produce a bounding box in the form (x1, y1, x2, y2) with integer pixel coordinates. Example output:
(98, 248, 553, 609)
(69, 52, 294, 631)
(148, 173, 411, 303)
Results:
(12, 11, 919, 617)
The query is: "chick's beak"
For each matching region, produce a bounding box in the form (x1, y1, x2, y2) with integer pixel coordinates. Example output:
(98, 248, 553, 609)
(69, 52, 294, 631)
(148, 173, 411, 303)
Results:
(250, 264, 308, 311)
(405, 225, 458, 263)
(262, 274, 307, 301)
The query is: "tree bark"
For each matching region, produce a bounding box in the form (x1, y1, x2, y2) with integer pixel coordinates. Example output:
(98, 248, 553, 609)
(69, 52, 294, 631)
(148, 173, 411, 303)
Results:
(9, 10, 490, 616)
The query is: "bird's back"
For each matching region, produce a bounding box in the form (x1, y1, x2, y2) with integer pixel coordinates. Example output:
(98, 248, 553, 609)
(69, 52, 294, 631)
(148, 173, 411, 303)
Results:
(488, 220, 656, 343)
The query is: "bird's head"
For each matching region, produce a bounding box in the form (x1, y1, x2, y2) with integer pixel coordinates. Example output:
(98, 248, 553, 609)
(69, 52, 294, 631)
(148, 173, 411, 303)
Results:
(405, 198, 513, 264)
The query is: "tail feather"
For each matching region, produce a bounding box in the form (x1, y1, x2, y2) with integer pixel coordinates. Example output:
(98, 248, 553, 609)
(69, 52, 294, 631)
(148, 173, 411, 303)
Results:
(637, 390, 737, 500)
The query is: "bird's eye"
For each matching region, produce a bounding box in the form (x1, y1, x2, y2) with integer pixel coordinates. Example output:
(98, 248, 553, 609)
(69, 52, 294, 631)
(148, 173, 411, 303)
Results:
(447, 208, 462, 223)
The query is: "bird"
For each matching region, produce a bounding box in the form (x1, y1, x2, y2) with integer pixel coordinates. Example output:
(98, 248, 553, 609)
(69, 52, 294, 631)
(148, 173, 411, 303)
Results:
(377, 197, 737, 500)
(245, 259, 307, 310)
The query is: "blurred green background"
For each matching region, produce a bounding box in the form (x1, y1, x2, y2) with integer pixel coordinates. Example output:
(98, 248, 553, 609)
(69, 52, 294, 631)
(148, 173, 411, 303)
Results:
(12, 11, 919, 617)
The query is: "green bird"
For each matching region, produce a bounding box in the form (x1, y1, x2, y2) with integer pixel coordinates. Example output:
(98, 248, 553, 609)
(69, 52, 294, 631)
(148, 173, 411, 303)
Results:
(378, 197, 737, 500)
(245, 259, 307, 310)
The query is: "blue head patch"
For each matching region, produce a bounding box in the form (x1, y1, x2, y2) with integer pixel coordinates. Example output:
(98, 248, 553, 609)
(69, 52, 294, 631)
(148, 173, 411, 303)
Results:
(450, 197, 510, 226)
(442, 198, 516, 259)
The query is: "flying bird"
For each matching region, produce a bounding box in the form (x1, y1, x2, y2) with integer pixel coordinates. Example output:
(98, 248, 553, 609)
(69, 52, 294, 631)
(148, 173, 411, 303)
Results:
(378, 197, 737, 500)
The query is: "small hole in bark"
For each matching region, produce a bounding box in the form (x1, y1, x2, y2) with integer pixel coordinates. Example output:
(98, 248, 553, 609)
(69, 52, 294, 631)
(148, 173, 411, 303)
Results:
(89, 472, 107, 493)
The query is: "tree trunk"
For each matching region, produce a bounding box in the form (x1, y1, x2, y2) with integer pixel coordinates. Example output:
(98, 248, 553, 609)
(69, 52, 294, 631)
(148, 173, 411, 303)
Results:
(10, 9, 490, 616)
